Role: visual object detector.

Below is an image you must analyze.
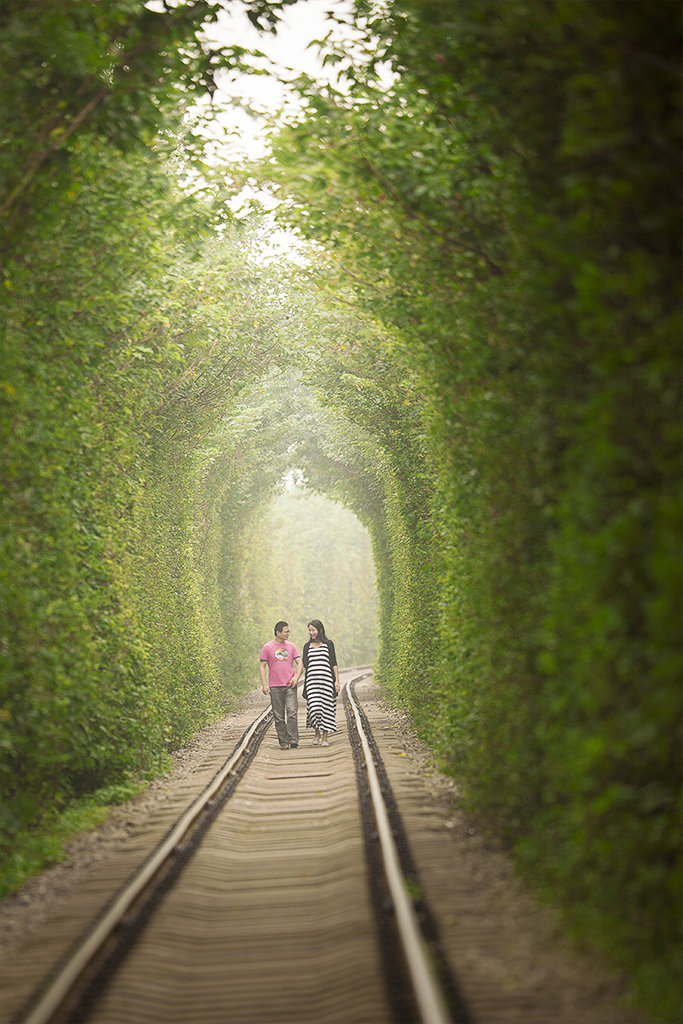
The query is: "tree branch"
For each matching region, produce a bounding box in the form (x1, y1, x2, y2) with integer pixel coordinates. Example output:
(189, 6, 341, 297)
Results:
(0, 87, 111, 218)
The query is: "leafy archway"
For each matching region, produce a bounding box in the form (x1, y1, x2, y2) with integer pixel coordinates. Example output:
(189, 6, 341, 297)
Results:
(1, 2, 680, 1017)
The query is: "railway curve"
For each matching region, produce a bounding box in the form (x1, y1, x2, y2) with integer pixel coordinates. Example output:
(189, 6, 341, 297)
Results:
(0, 672, 648, 1024)
(8, 671, 461, 1024)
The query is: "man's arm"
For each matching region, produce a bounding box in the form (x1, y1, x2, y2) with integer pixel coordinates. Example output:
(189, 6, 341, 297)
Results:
(292, 656, 303, 686)
(259, 660, 269, 694)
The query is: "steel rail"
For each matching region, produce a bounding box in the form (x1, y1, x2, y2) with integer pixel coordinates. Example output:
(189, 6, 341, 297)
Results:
(19, 704, 273, 1024)
(346, 682, 452, 1024)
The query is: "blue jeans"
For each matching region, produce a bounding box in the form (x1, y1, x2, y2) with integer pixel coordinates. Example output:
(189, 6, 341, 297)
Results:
(269, 686, 299, 746)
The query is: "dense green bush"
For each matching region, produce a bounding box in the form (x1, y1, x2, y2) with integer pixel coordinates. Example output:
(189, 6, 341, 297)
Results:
(0, 19, 297, 867)
(259, 2, 681, 1016)
(1, 137, 238, 856)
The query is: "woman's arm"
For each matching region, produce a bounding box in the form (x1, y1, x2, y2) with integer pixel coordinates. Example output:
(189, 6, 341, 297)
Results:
(328, 641, 340, 691)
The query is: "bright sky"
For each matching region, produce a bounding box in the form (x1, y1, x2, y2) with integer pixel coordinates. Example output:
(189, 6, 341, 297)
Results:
(185, 1, 386, 257)
(182, 1, 360, 254)
(201, 0, 355, 160)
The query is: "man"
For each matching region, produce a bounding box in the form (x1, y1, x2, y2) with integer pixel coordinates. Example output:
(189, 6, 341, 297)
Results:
(260, 621, 302, 749)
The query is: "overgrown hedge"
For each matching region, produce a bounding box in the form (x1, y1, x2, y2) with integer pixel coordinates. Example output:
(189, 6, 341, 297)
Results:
(262, 2, 682, 1017)
(0, 99, 292, 878)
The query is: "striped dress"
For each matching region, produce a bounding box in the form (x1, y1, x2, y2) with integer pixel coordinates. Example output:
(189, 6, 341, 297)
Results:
(304, 642, 337, 733)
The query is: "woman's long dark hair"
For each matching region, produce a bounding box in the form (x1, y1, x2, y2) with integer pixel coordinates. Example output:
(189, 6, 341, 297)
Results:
(307, 619, 327, 642)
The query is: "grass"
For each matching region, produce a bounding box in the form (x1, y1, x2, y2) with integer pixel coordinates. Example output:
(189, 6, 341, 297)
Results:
(0, 777, 149, 899)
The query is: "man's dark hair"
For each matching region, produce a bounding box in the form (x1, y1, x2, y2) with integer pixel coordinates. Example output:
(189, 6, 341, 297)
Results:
(274, 620, 288, 636)
(308, 619, 327, 642)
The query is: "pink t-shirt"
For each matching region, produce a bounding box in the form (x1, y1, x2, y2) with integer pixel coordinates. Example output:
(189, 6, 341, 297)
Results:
(260, 639, 301, 687)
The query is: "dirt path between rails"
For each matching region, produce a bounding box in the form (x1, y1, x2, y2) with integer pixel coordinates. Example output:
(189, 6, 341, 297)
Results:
(0, 677, 650, 1024)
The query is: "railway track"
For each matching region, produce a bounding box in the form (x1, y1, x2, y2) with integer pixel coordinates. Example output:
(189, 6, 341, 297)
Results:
(9, 672, 469, 1024)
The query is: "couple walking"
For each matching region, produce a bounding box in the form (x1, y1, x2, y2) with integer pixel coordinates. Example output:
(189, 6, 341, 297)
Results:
(259, 619, 340, 749)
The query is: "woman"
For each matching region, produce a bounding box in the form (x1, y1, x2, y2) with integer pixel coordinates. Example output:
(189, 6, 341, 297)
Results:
(302, 619, 340, 747)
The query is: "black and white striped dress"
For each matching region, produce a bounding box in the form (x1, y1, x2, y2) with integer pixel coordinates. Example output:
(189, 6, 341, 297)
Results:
(304, 642, 337, 733)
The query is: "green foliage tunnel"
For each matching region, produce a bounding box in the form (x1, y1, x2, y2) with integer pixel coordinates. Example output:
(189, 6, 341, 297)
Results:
(0, 1, 680, 1019)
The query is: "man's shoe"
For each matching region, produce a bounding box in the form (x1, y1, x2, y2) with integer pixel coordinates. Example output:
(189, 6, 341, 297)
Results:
(279, 743, 290, 749)
(289, 741, 298, 748)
